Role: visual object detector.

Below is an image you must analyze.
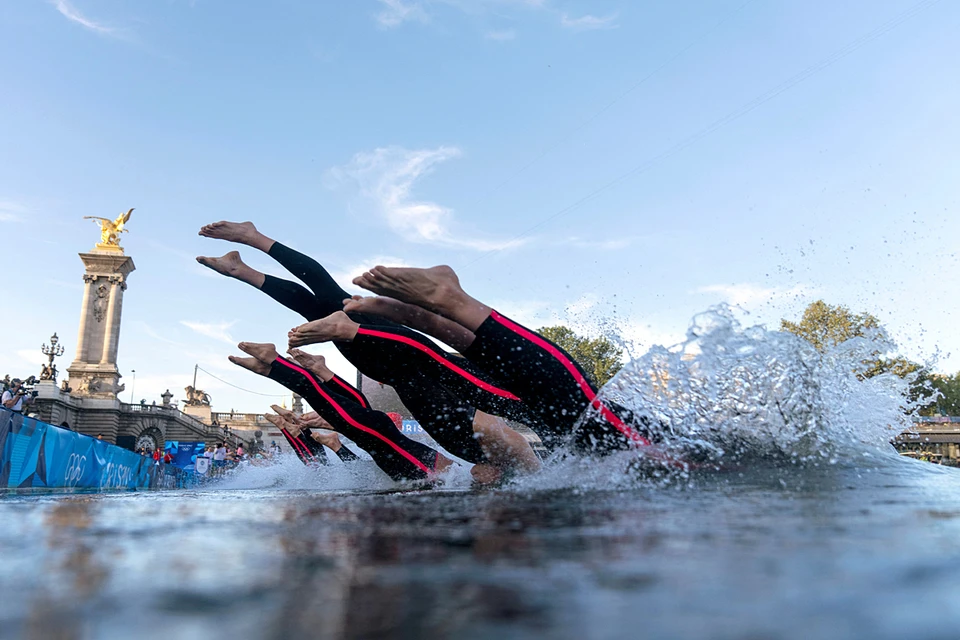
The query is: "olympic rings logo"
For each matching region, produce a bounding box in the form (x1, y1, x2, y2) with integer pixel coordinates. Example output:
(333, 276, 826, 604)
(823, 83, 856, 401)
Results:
(64, 454, 87, 486)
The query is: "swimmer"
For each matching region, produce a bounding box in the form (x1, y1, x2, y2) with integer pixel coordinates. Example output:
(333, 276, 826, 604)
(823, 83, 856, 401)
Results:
(352, 265, 655, 452)
(264, 407, 360, 463)
(230, 341, 450, 482)
(198, 221, 542, 468)
(283, 348, 539, 476)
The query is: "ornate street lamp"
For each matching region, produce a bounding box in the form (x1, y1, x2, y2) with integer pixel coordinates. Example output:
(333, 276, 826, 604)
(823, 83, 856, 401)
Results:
(40, 333, 65, 382)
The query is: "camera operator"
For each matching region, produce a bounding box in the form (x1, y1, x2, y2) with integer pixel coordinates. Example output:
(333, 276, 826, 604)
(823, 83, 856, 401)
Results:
(2, 378, 36, 413)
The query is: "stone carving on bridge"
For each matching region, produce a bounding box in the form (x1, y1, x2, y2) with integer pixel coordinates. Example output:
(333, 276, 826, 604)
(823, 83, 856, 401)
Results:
(183, 385, 211, 407)
(84, 208, 133, 251)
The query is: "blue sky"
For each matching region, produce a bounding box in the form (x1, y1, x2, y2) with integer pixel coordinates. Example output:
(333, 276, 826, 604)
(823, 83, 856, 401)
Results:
(1, 0, 958, 412)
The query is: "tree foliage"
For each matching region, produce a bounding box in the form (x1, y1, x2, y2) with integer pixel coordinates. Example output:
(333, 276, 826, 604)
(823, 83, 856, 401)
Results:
(537, 325, 624, 388)
(914, 372, 960, 417)
(780, 300, 883, 352)
(780, 300, 920, 382)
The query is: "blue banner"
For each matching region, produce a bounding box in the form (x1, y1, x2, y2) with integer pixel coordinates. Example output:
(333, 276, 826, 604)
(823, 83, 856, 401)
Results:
(164, 441, 206, 471)
(0, 407, 151, 490)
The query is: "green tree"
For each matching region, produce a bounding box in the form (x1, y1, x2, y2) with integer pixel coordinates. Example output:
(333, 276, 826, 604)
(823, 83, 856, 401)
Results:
(914, 371, 960, 417)
(780, 300, 920, 382)
(780, 300, 883, 352)
(537, 325, 624, 387)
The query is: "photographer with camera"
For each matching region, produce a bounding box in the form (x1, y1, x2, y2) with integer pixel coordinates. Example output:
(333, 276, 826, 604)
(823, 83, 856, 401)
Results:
(2, 378, 36, 414)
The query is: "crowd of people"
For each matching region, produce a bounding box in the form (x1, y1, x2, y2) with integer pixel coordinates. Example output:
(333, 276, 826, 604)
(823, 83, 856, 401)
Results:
(196, 220, 661, 485)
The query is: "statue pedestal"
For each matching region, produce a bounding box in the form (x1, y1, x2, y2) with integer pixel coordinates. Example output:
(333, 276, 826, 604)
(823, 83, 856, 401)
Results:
(66, 252, 136, 400)
(183, 404, 212, 425)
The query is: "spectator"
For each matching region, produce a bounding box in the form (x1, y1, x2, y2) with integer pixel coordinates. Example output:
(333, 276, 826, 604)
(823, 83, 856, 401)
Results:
(163, 450, 173, 464)
(2, 378, 35, 414)
(236, 443, 245, 460)
(270, 440, 281, 456)
(213, 442, 227, 471)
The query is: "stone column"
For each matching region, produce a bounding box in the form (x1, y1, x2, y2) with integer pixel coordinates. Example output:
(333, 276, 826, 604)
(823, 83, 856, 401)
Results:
(66, 251, 136, 400)
(99, 279, 119, 364)
(74, 274, 96, 362)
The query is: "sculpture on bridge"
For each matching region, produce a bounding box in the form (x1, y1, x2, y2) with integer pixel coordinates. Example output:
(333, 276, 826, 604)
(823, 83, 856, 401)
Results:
(84, 208, 133, 248)
(183, 385, 211, 407)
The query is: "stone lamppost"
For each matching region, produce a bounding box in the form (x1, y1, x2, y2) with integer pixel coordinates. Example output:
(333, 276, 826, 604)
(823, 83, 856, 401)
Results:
(39, 333, 65, 383)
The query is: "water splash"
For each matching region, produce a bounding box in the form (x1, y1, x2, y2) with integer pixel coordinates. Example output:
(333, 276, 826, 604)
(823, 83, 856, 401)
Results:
(597, 305, 926, 466)
(209, 451, 476, 492)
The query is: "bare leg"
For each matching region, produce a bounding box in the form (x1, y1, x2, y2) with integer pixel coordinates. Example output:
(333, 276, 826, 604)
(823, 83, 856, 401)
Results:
(196, 251, 266, 289)
(238, 341, 281, 364)
(288, 311, 359, 348)
(264, 412, 302, 437)
(228, 355, 270, 376)
(309, 428, 343, 453)
(472, 412, 541, 475)
(199, 221, 275, 254)
(343, 295, 476, 352)
(353, 265, 491, 332)
(286, 349, 335, 382)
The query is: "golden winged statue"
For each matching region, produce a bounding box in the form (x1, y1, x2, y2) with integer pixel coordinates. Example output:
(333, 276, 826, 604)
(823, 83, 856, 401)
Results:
(84, 208, 134, 248)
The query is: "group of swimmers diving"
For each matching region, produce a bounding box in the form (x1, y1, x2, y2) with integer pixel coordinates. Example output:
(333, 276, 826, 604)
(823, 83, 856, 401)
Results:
(197, 221, 659, 485)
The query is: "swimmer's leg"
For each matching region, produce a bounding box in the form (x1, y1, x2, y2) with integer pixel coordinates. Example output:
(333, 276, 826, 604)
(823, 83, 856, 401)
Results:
(197, 250, 327, 321)
(230, 342, 449, 481)
(355, 265, 649, 450)
(287, 348, 371, 409)
(344, 295, 476, 353)
(288, 311, 359, 348)
(264, 412, 329, 465)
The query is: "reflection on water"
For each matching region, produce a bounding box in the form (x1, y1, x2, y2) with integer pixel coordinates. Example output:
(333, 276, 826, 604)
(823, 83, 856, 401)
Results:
(3, 456, 960, 639)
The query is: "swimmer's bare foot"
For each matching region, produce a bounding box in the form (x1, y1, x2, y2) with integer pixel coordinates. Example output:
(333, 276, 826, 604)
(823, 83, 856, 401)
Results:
(286, 349, 334, 382)
(353, 265, 461, 314)
(196, 251, 265, 288)
(309, 429, 342, 452)
(344, 294, 476, 352)
(228, 355, 270, 376)
(270, 404, 296, 421)
(264, 412, 303, 437)
(297, 412, 333, 431)
(238, 341, 280, 365)
(353, 265, 491, 331)
(342, 295, 413, 322)
(199, 221, 274, 253)
(288, 312, 359, 348)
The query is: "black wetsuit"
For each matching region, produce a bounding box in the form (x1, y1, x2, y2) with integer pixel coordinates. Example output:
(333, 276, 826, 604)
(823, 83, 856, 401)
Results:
(280, 425, 360, 465)
(268, 356, 438, 481)
(463, 310, 654, 452)
(257, 242, 528, 462)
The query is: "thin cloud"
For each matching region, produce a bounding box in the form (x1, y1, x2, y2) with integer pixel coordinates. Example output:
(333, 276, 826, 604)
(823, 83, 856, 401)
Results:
(0, 201, 26, 223)
(696, 283, 817, 308)
(52, 0, 116, 36)
(485, 29, 517, 41)
(180, 320, 237, 345)
(328, 146, 525, 252)
(375, 0, 427, 28)
(560, 235, 635, 250)
(560, 12, 619, 31)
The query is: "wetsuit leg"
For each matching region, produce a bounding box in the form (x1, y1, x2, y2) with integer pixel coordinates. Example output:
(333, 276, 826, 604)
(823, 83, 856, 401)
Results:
(268, 357, 438, 481)
(267, 243, 387, 325)
(351, 324, 536, 424)
(261, 275, 330, 321)
(464, 310, 651, 452)
(326, 374, 370, 409)
(279, 427, 329, 465)
(391, 373, 487, 464)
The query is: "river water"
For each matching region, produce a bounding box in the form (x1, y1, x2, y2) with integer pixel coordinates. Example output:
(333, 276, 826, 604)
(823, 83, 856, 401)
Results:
(2, 457, 960, 639)
(3, 309, 957, 639)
